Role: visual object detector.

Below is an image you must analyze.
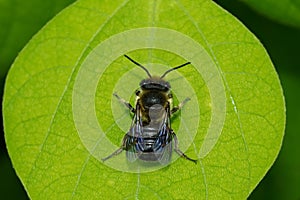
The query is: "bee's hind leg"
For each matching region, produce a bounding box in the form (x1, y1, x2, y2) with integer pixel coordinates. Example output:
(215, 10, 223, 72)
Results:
(102, 134, 130, 162)
(113, 92, 135, 113)
(101, 147, 124, 162)
(102, 135, 128, 162)
(171, 130, 197, 164)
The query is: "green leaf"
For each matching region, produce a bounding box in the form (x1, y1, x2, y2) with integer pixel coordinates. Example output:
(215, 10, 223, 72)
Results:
(240, 0, 300, 28)
(3, 0, 285, 199)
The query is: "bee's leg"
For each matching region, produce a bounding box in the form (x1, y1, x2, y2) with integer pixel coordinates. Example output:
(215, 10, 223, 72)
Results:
(171, 97, 191, 115)
(101, 147, 124, 162)
(113, 92, 135, 113)
(102, 135, 128, 162)
(135, 89, 140, 96)
(171, 130, 197, 164)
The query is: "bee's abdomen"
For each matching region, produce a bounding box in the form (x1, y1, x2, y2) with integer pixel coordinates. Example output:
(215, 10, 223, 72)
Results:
(138, 138, 157, 152)
(137, 126, 170, 151)
(125, 123, 172, 163)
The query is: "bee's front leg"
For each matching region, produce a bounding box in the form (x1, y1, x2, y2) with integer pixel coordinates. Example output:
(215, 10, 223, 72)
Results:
(113, 92, 135, 113)
(171, 97, 191, 115)
(171, 130, 197, 164)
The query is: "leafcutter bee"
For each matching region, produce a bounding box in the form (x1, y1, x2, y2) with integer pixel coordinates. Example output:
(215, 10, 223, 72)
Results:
(102, 55, 197, 164)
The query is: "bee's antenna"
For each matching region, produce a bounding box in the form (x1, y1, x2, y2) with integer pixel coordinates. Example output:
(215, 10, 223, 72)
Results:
(124, 55, 152, 78)
(160, 62, 191, 79)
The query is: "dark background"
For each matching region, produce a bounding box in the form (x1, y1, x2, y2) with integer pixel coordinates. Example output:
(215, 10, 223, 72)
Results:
(1, 1, 299, 199)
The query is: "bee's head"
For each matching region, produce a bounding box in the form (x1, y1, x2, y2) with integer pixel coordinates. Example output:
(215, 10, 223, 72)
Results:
(140, 76, 171, 92)
(124, 55, 190, 92)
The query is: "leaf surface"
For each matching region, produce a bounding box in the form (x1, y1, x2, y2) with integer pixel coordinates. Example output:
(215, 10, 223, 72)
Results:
(3, 0, 285, 199)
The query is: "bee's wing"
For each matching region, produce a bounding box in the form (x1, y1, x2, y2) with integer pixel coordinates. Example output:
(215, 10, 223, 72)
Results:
(125, 102, 143, 163)
(126, 148, 147, 163)
(156, 105, 172, 165)
(158, 141, 172, 165)
(126, 151, 139, 163)
(127, 101, 142, 137)
(124, 130, 141, 163)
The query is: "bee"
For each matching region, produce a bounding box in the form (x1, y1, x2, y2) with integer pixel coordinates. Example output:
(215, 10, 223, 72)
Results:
(102, 55, 197, 164)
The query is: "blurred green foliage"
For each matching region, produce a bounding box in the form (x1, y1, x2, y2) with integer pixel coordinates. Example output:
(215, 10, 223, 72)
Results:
(0, 0, 299, 199)
(241, 0, 300, 28)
